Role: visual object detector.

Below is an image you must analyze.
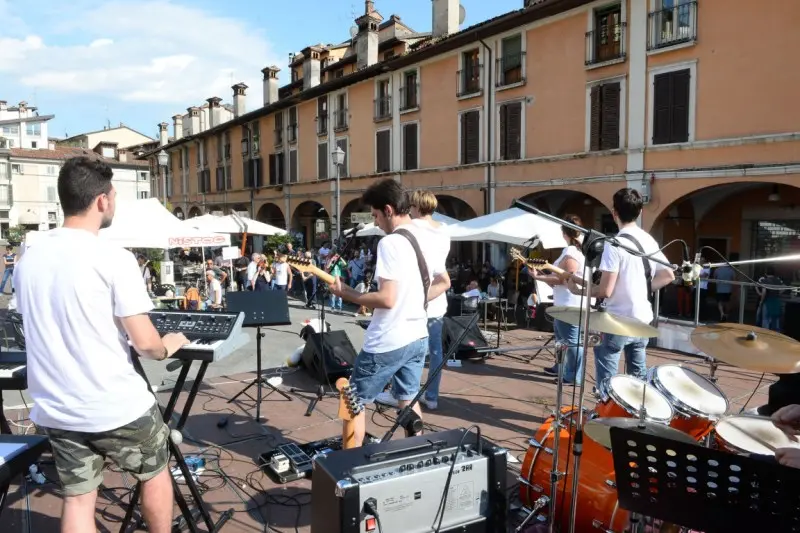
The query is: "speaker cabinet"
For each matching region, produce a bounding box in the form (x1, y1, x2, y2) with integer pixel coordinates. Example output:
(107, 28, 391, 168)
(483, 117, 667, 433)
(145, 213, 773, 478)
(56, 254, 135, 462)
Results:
(443, 316, 488, 359)
(301, 330, 357, 384)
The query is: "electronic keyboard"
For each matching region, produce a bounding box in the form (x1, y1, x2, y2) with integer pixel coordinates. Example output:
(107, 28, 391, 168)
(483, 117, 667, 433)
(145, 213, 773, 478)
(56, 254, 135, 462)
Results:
(147, 310, 250, 363)
(0, 352, 26, 391)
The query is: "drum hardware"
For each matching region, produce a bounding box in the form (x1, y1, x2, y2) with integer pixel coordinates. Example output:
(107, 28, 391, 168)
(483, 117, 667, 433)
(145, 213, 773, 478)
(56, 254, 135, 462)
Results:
(690, 323, 800, 374)
(515, 495, 550, 533)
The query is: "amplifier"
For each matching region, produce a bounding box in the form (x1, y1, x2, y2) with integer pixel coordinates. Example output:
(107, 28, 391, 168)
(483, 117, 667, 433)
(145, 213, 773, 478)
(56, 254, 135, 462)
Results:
(311, 429, 507, 533)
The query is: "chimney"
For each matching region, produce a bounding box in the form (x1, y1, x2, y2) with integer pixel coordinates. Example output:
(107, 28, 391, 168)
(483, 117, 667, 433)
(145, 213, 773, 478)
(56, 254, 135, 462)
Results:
(355, 1, 382, 70)
(158, 122, 169, 146)
(232, 83, 248, 118)
(302, 46, 323, 90)
(261, 66, 281, 106)
(172, 114, 183, 140)
(206, 97, 222, 128)
(432, 0, 460, 38)
(187, 107, 200, 136)
(118, 149, 128, 163)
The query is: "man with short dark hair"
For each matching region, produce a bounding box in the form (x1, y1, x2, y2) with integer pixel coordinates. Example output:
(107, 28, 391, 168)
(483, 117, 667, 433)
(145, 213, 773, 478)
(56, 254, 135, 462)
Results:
(14, 156, 189, 533)
(327, 179, 448, 447)
(568, 188, 675, 395)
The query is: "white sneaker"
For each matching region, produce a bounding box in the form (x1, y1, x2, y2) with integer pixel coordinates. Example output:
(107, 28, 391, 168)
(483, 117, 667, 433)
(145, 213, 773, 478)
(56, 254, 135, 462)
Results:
(375, 391, 398, 407)
(419, 397, 438, 410)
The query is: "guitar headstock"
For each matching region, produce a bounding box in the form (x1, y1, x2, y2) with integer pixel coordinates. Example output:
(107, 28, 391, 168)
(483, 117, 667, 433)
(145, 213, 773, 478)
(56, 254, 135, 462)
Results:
(285, 254, 316, 274)
(336, 378, 364, 421)
(509, 247, 527, 263)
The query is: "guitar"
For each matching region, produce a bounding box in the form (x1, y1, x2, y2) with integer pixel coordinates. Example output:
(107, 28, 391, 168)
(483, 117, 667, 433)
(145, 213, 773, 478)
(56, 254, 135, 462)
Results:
(335, 377, 364, 450)
(509, 248, 567, 277)
(285, 255, 336, 284)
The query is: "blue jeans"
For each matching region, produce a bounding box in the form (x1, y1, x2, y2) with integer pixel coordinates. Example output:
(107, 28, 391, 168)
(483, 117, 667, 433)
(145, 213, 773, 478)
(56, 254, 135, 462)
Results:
(594, 334, 648, 396)
(330, 294, 343, 310)
(351, 337, 428, 405)
(423, 317, 444, 403)
(0, 269, 12, 293)
(553, 319, 584, 384)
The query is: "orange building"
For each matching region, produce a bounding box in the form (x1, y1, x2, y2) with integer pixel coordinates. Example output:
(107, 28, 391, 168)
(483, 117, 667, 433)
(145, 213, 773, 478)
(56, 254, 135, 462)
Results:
(146, 0, 800, 277)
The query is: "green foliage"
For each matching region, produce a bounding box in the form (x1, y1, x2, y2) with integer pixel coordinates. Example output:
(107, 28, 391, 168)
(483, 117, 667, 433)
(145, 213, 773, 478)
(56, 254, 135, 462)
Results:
(264, 233, 295, 254)
(7, 225, 26, 244)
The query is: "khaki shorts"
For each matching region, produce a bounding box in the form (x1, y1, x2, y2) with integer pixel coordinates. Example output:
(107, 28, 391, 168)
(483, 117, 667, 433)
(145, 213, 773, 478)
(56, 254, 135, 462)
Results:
(42, 402, 170, 496)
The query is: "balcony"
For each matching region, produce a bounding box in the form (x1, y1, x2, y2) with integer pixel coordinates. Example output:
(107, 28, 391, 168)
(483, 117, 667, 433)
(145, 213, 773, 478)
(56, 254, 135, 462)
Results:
(496, 52, 526, 87)
(399, 84, 419, 112)
(374, 96, 392, 122)
(317, 114, 328, 136)
(586, 22, 627, 66)
(287, 123, 298, 144)
(457, 65, 482, 97)
(647, 1, 697, 51)
(333, 108, 349, 132)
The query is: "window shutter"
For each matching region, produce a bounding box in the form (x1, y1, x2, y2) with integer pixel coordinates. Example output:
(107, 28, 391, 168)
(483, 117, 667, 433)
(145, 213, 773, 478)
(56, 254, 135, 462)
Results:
(652, 72, 672, 144)
(204, 169, 211, 193)
(277, 152, 285, 183)
(499, 105, 508, 160)
(507, 102, 522, 160)
(465, 111, 480, 164)
(226, 165, 232, 190)
(216, 167, 224, 190)
(460, 113, 468, 164)
(403, 123, 418, 170)
(289, 151, 298, 183)
(600, 82, 621, 150)
(336, 138, 348, 176)
(318, 142, 328, 179)
(269, 154, 277, 185)
(243, 159, 252, 188)
(670, 69, 690, 143)
(377, 130, 391, 172)
(590, 85, 601, 151)
(197, 170, 204, 193)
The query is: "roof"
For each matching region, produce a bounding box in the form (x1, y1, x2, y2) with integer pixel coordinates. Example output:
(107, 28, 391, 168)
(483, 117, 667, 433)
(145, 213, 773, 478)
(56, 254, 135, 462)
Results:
(145, 0, 590, 157)
(9, 147, 150, 168)
(0, 115, 55, 126)
(60, 124, 156, 143)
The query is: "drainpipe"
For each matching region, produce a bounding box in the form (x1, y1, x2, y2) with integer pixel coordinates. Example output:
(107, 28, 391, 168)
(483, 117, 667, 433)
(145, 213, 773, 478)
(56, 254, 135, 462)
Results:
(479, 37, 493, 263)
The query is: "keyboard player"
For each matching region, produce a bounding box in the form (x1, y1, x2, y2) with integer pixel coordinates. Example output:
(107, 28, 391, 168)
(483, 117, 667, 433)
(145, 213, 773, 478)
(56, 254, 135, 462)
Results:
(13, 157, 189, 533)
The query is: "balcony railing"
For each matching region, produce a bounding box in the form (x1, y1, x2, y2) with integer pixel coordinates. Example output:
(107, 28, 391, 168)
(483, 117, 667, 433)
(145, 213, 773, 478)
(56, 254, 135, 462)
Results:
(399, 84, 419, 111)
(586, 22, 627, 65)
(287, 123, 298, 143)
(333, 108, 349, 132)
(317, 114, 328, 136)
(496, 52, 526, 87)
(647, 1, 697, 50)
(274, 128, 283, 146)
(457, 65, 482, 97)
(374, 96, 392, 122)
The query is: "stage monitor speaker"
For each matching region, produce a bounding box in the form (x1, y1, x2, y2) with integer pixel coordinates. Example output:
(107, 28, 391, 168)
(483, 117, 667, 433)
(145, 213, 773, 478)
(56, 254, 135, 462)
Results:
(443, 315, 487, 359)
(301, 330, 357, 384)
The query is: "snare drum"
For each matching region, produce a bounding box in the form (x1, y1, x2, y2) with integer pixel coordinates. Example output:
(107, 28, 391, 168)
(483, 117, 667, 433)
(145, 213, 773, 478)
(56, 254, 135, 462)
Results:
(649, 365, 729, 440)
(714, 415, 800, 456)
(595, 375, 674, 424)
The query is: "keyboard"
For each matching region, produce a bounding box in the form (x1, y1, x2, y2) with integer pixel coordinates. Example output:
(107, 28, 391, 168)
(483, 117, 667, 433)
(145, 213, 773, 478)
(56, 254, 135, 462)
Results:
(0, 352, 26, 391)
(147, 310, 249, 363)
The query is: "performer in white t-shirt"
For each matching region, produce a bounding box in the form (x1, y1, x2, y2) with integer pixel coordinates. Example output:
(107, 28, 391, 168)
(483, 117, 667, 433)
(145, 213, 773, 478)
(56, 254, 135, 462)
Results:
(14, 157, 190, 533)
(327, 179, 449, 447)
(567, 188, 675, 396)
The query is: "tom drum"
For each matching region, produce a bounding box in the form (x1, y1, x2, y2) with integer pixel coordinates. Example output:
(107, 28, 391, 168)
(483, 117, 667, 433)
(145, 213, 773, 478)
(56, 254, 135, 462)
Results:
(595, 375, 674, 425)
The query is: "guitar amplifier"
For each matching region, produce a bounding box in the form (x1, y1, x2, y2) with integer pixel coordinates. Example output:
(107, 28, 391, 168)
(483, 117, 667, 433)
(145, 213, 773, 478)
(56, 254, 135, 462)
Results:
(311, 429, 507, 533)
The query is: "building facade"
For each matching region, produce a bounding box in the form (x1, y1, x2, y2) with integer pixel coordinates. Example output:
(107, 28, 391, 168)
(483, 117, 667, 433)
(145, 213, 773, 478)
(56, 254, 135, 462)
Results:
(59, 124, 156, 151)
(0, 100, 53, 150)
(148, 0, 800, 273)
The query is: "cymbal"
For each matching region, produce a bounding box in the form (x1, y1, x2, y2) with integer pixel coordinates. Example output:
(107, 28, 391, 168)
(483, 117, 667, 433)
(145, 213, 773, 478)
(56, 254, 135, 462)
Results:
(545, 306, 659, 338)
(690, 323, 800, 374)
(585, 417, 699, 450)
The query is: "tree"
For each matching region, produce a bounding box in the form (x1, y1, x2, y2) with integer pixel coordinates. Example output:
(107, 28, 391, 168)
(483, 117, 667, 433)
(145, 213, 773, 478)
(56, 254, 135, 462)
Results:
(7, 225, 26, 245)
(264, 233, 296, 254)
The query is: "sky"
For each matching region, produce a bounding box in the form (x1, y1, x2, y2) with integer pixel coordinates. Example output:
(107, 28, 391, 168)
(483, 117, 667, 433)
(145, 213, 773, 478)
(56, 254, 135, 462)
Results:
(0, 0, 521, 141)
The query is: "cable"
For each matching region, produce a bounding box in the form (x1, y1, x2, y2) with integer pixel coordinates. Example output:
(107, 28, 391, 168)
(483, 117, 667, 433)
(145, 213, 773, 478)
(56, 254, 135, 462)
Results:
(738, 373, 766, 414)
(700, 246, 788, 291)
(363, 498, 384, 533)
(432, 425, 480, 533)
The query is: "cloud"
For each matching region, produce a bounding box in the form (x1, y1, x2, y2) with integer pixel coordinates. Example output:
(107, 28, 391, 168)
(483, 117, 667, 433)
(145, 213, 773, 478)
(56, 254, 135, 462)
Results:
(0, 1, 280, 108)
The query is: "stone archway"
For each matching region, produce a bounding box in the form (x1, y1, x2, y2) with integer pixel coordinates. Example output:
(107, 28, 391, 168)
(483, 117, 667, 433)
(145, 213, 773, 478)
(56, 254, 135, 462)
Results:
(173, 207, 184, 220)
(517, 189, 614, 235)
(436, 195, 478, 221)
(256, 202, 286, 229)
(230, 203, 250, 217)
(292, 201, 331, 249)
(188, 206, 203, 218)
(207, 204, 224, 215)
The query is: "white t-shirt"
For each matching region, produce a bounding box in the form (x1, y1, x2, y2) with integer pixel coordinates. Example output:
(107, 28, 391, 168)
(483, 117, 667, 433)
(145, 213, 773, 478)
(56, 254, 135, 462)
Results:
(274, 262, 289, 285)
(13, 228, 156, 432)
(599, 225, 670, 325)
(553, 245, 585, 307)
(411, 218, 450, 319)
(208, 277, 222, 305)
(363, 223, 433, 353)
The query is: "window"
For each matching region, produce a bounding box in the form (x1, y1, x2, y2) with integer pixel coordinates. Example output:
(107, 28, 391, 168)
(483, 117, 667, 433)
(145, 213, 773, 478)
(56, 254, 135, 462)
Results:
(459, 50, 481, 97)
(11, 164, 21, 174)
(335, 138, 349, 177)
(216, 167, 226, 190)
(31, 141, 37, 149)
(287, 107, 298, 143)
(318, 141, 329, 180)
(1, 125, 18, 135)
(167, 170, 174, 197)
(241, 126, 250, 156)
(334, 93, 348, 131)
(589, 82, 622, 151)
(198, 168, 211, 193)
(139, 171, 148, 181)
(402, 123, 418, 171)
(383, 50, 396, 61)
(317, 96, 328, 136)
(274, 112, 284, 145)
(217, 134, 224, 161)
(291, 69, 299, 83)
(202, 138, 209, 166)
(460, 110, 480, 164)
(376, 130, 391, 173)
(47, 186, 56, 202)
(182, 148, 188, 170)
(497, 35, 524, 87)
(648, 0, 697, 50)
(47, 165, 57, 175)
(334, 69, 344, 79)
(587, 4, 625, 65)
(289, 150, 298, 183)
(101, 146, 115, 158)
(138, 191, 148, 199)
(652, 68, 691, 145)
(251, 121, 260, 154)
(0, 185, 9, 203)
(244, 159, 262, 188)
(499, 102, 523, 160)
(375, 79, 391, 121)
(269, 152, 285, 185)
(25, 123, 40, 136)
(400, 70, 419, 111)
(223, 131, 231, 160)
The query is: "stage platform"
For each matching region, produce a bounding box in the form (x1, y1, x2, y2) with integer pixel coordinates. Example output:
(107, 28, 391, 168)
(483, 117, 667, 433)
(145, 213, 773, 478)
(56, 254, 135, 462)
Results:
(0, 328, 773, 533)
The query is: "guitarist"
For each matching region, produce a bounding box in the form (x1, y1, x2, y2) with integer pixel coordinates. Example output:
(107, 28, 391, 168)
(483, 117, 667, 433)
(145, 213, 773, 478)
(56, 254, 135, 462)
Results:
(327, 179, 450, 447)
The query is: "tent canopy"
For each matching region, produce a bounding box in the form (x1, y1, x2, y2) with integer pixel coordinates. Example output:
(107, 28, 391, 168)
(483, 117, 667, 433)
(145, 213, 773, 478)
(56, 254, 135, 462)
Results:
(355, 212, 459, 237)
(184, 214, 286, 236)
(444, 208, 565, 249)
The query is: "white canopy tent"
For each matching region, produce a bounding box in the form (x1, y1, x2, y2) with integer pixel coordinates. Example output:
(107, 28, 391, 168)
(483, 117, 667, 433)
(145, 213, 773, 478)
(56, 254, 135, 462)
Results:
(355, 212, 460, 237)
(444, 208, 566, 249)
(183, 214, 286, 236)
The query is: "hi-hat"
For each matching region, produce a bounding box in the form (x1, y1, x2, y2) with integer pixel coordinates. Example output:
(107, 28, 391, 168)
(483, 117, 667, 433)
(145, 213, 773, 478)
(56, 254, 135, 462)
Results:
(585, 417, 699, 450)
(690, 323, 800, 374)
(545, 306, 659, 338)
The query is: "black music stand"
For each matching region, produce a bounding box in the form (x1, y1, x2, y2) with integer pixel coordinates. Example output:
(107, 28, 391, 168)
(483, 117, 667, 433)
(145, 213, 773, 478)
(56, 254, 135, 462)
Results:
(225, 290, 292, 422)
(609, 427, 800, 533)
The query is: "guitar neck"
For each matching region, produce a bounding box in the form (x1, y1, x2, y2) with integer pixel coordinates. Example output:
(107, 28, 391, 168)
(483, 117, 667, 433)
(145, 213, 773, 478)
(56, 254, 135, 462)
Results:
(530, 261, 565, 276)
(291, 263, 336, 284)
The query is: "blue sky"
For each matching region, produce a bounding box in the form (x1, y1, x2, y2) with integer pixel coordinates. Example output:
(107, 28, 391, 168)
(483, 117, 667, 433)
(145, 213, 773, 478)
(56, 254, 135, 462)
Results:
(0, 0, 520, 141)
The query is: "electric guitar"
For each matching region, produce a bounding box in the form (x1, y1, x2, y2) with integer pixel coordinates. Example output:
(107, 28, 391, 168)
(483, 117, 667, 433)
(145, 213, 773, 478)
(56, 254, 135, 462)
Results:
(509, 248, 567, 277)
(285, 255, 336, 285)
(335, 377, 364, 450)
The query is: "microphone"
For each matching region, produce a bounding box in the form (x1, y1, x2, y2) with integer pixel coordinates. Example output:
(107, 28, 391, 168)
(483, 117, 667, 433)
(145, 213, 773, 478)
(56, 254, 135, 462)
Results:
(680, 248, 703, 287)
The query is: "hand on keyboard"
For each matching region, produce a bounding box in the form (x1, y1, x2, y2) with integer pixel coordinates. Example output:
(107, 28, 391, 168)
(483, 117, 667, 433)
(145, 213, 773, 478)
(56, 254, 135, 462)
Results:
(163, 333, 191, 357)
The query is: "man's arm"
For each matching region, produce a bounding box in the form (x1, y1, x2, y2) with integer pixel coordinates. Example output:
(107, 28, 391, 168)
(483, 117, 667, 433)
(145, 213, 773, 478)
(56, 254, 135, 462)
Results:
(428, 271, 450, 301)
(331, 277, 398, 309)
(652, 268, 675, 291)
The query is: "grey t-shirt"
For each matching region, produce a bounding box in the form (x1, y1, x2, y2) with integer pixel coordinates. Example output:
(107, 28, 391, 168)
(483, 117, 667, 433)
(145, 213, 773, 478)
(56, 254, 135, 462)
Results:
(714, 266, 735, 294)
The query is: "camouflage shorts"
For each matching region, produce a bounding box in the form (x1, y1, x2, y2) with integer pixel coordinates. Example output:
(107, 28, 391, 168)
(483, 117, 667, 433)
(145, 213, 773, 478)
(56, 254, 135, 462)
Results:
(42, 402, 170, 496)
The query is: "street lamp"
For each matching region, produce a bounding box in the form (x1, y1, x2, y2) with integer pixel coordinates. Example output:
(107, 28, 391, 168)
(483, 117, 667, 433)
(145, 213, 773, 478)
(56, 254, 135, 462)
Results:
(157, 150, 170, 263)
(332, 145, 345, 245)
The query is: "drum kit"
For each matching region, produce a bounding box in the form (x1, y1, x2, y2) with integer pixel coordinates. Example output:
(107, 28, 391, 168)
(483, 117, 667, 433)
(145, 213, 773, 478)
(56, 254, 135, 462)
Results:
(517, 306, 800, 533)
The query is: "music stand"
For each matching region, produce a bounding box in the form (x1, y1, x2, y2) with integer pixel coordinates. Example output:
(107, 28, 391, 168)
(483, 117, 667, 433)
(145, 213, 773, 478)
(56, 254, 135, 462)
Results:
(609, 426, 800, 533)
(225, 290, 292, 422)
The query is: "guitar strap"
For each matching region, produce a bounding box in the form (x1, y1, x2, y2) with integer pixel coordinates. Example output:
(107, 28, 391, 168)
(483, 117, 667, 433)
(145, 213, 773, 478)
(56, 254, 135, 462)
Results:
(393, 228, 430, 311)
(617, 233, 654, 303)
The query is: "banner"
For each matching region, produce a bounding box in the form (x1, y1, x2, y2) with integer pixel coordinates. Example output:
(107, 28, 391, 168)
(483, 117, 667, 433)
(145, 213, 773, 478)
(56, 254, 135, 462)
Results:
(168, 235, 229, 247)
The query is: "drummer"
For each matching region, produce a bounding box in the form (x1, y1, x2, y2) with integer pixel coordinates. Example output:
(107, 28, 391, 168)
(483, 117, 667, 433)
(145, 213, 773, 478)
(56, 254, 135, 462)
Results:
(772, 405, 800, 468)
(567, 188, 675, 395)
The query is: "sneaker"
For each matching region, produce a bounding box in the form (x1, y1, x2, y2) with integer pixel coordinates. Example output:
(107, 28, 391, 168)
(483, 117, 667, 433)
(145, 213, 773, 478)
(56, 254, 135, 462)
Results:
(543, 365, 558, 376)
(375, 391, 398, 407)
(419, 397, 438, 410)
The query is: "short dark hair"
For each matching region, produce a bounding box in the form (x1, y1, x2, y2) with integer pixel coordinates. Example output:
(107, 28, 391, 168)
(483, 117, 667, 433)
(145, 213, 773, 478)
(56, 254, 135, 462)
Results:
(58, 157, 114, 216)
(612, 188, 643, 224)
(362, 179, 410, 216)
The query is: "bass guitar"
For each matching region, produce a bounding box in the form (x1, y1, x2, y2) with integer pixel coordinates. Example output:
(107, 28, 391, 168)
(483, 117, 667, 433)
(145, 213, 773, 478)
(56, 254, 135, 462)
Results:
(285, 255, 336, 284)
(335, 378, 364, 450)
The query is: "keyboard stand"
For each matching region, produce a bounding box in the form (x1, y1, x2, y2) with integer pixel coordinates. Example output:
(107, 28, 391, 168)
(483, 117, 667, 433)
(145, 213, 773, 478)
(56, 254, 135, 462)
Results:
(0, 390, 12, 435)
(119, 355, 233, 533)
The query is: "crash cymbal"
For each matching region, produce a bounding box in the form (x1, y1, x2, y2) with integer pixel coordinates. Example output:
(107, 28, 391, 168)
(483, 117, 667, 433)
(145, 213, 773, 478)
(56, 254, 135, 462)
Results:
(690, 323, 800, 374)
(545, 306, 659, 338)
(585, 417, 699, 450)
